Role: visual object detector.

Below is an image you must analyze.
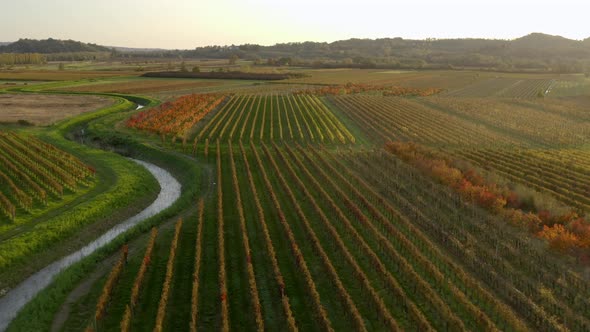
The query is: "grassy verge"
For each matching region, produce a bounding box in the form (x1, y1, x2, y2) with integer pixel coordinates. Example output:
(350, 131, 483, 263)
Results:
(7, 120, 202, 331)
(0, 96, 163, 291)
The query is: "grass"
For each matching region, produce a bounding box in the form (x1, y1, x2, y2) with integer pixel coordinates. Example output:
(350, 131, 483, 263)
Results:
(0, 93, 113, 125)
(5, 68, 590, 331)
(0, 96, 161, 292)
(7, 117, 205, 331)
(0, 70, 140, 81)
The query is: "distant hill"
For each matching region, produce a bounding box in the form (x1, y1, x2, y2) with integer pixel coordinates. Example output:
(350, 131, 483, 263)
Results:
(2, 34, 590, 73)
(168, 33, 590, 72)
(0, 38, 111, 53)
(110, 46, 166, 53)
(507, 33, 587, 57)
(512, 33, 579, 49)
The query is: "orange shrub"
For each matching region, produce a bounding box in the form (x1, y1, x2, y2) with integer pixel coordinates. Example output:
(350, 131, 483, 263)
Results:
(385, 140, 590, 262)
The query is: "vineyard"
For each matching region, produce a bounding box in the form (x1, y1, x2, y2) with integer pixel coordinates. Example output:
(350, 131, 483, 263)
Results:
(6, 68, 590, 332)
(126, 93, 225, 142)
(127, 94, 356, 147)
(327, 95, 518, 146)
(64, 142, 590, 331)
(195, 95, 355, 145)
(424, 97, 590, 146)
(442, 78, 554, 98)
(0, 132, 94, 221)
(452, 147, 590, 213)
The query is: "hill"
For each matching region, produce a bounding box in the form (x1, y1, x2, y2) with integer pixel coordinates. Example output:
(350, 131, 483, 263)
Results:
(0, 38, 111, 53)
(131, 33, 590, 73)
(2, 34, 590, 73)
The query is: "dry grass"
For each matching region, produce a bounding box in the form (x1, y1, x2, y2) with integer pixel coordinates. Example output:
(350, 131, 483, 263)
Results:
(0, 70, 139, 81)
(0, 93, 113, 125)
(56, 79, 221, 94)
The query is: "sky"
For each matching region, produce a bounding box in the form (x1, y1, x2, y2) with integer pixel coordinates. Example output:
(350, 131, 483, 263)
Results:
(0, 0, 588, 49)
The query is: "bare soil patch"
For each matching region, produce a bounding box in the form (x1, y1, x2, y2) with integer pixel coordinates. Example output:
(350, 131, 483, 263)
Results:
(0, 94, 113, 125)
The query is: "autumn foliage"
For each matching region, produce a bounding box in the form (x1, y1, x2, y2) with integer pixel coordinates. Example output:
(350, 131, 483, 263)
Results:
(93, 245, 128, 323)
(126, 93, 225, 141)
(294, 83, 442, 97)
(154, 219, 183, 332)
(0, 132, 95, 220)
(385, 141, 590, 260)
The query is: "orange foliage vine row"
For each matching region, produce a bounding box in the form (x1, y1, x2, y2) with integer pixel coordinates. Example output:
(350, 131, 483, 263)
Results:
(385, 141, 590, 262)
(92, 245, 128, 326)
(126, 93, 225, 140)
(153, 219, 183, 332)
(294, 83, 442, 97)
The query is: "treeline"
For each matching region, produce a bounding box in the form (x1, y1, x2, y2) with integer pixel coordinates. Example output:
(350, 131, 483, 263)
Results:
(44, 52, 112, 61)
(3, 35, 590, 73)
(119, 33, 590, 73)
(0, 38, 110, 53)
(0, 53, 45, 65)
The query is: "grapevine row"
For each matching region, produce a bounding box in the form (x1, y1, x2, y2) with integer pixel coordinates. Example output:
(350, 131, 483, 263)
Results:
(228, 142, 264, 331)
(238, 142, 298, 332)
(249, 141, 334, 332)
(153, 219, 183, 332)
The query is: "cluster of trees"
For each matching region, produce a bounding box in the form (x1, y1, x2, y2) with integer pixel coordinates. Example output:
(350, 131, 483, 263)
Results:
(112, 33, 590, 73)
(4, 35, 590, 73)
(45, 51, 111, 61)
(0, 38, 110, 53)
(0, 53, 45, 66)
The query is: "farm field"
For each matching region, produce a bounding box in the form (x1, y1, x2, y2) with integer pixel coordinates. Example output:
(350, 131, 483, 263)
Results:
(60, 142, 590, 332)
(0, 70, 140, 81)
(2, 68, 590, 332)
(423, 97, 590, 146)
(450, 147, 590, 213)
(0, 93, 113, 125)
(53, 78, 222, 94)
(327, 95, 519, 146)
(284, 69, 482, 87)
(0, 132, 95, 221)
(441, 77, 555, 98)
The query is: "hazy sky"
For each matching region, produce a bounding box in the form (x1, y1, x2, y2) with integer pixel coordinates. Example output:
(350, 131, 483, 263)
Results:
(1, 0, 588, 49)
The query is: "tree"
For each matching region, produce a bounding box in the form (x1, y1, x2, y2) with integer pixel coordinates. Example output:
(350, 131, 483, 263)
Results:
(180, 61, 188, 72)
(277, 57, 292, 66)
(229, 54, 239, 65)
(192, 66, 200, 73)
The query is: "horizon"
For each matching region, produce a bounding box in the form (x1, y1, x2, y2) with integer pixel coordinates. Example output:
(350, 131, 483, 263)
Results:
(1, 0, 588, 49)
(2, 32, 588, 51)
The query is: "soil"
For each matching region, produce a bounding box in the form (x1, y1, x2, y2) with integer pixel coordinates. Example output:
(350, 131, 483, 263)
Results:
(0, 94, 113, 125)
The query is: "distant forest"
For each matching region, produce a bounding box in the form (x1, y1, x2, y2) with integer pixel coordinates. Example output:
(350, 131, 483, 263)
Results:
(2, 34, 590, 73)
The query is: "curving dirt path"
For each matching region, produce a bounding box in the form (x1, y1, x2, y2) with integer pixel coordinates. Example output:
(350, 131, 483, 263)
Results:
(0, 160, 181, 332)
